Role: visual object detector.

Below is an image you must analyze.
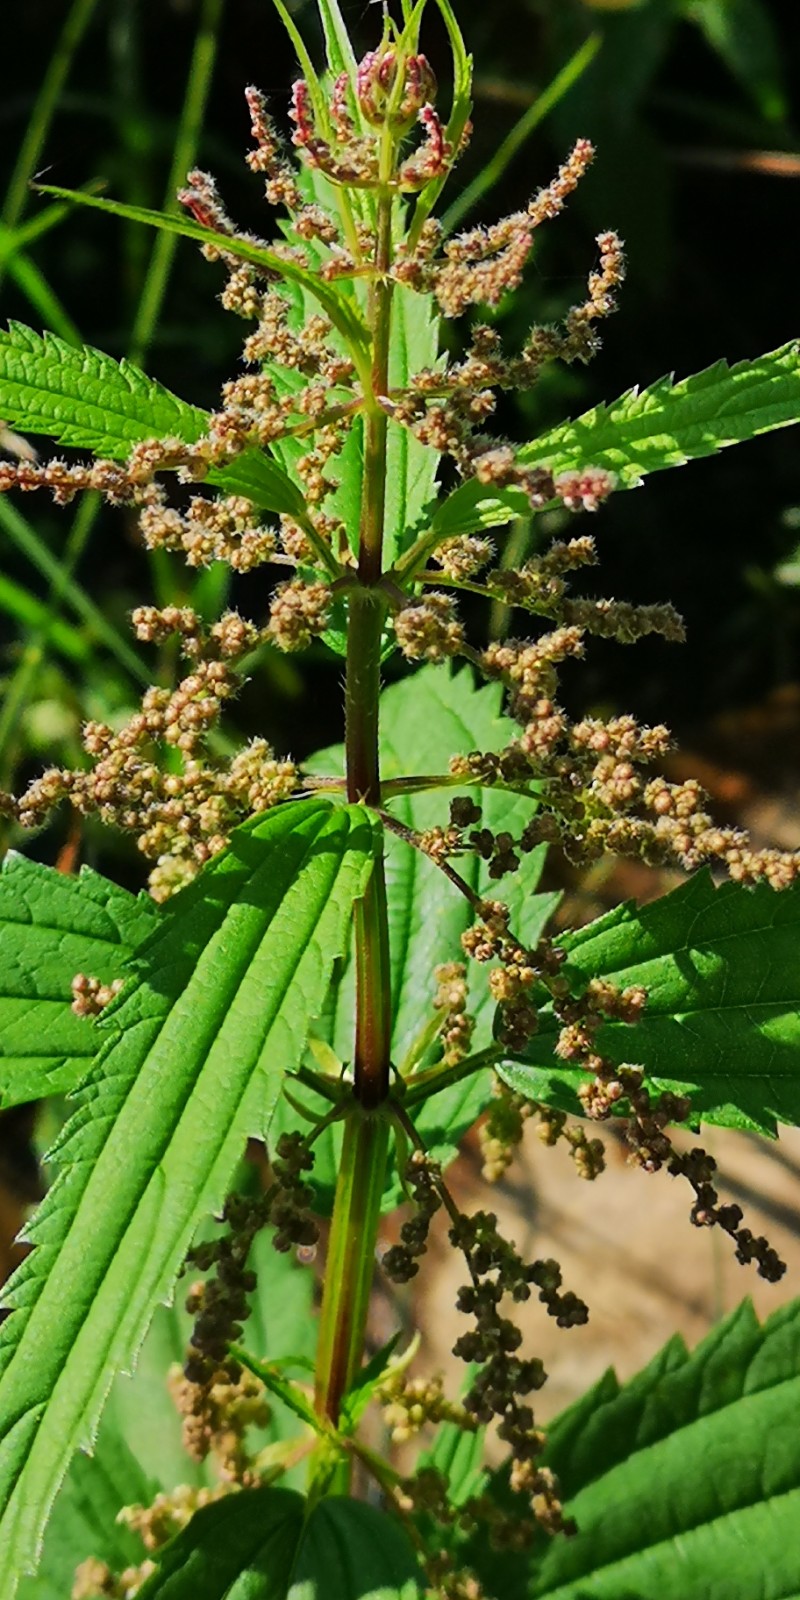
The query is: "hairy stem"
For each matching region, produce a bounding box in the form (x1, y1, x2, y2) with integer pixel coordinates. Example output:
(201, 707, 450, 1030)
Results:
(346, 169, 396, 1105)
(344, 587, 392, 1109)
(358, 168, 394, 584)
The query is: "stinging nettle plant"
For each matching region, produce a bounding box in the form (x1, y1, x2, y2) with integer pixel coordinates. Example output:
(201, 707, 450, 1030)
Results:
(2, 1, 800, 1596)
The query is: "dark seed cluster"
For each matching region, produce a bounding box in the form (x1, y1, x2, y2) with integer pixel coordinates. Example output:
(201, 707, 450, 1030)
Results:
(178, 1132, 319, 1470)
(383, 1144, 584, 1542)
(547, 975, 786, 1281)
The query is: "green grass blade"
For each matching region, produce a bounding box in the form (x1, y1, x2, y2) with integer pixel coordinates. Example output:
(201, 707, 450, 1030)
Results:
(689, 0, 788, 123)
(0, 492, 105, 778)
(0, 573, 90, 664)
(3, 256, 81, 346)
(0, 497, 149, 685)
(129, 0, 225, 365)
(441, 33, 601, 235)
(0, 206, 71, 268)
(0, 0, 100, 241)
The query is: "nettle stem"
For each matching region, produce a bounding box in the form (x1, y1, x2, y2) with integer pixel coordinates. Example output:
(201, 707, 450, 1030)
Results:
(314, 1109, 391, 1425)
(314, 175, 396, 1434)
(347, 166, 395, 1110)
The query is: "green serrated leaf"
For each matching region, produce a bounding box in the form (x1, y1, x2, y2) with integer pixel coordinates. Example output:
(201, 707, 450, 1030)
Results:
(467, 1297, 800, 1600)
(0, 321, 307, 518)
(0, 320, 206, 456)
(133, 1490, 422, 1600)
(499, 870, 800, 1136)
(206, 451, 308, 520)
(519, 342, 800, 489)
(428, 478, 531, 542)
(0, 853, 156, 1110)
(431, 335, 800, 536)
(16, 1435, 156, 1600)
(136, 1486, 305, 1600)
(289, 1498, 423, 1600)
(22, 1219, 321, 1597)
(0, 799, 376, 1598)
(280, 667, 560, 1207)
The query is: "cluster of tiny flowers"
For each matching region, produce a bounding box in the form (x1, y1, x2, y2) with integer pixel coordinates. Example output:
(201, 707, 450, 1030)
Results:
(529, 1099, 606, 1182)
(378, 1367, 477, 1444)
(117, 1482, 231, 1554)
(2, 608, 300, 898)
(395, 1472, 478, 1599)
(391, 177, 624, 484)
(70, 973, 124, 1018)
(168, 1362, 270, 1484)
(183, 1133, 318, 1394)
(433, 961, 475, 1066)
(461, 899, 566, 1051)
(426, 618, 800, 889)
(458, 795, 527, 881)
(393, 593, 465, 662)
(71, 1373, 242, 1593)
(478, 1079, 604, 1185)
(291, 47, 449, 195)
(383, 1139, 581, 1542)
(0, 55, 647, 930)
(71, 1554, 156, 1600)
(267, 578, 331, 651)
(395, 1464, 541, 1599)
(552, 977, 786, 1281)
(182, 1207, 269, 1392)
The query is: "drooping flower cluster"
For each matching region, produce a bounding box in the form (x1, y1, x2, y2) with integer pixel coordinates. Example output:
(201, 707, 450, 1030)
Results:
(479, 1079, 605, 1184)
(454, 898, 785, 1281)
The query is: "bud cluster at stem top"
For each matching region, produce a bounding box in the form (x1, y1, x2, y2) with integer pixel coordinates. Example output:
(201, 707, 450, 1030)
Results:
(356, 47, 437, 132)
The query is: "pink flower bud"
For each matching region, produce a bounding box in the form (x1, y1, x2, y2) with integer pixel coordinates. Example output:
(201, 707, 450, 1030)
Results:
(356, 49, 437, 130)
